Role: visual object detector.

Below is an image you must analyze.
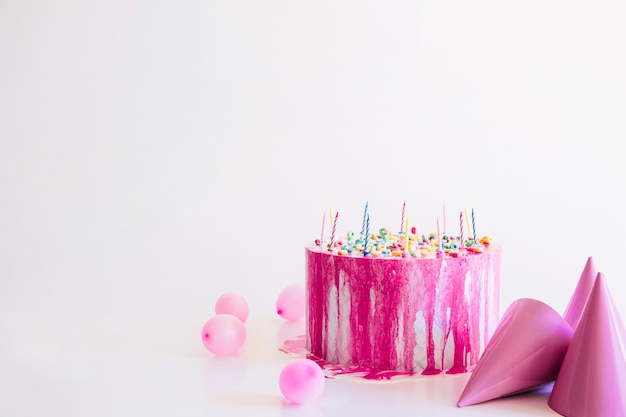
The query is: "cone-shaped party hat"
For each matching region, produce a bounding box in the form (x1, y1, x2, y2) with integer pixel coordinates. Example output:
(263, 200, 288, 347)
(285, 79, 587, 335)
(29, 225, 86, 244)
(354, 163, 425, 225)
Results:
(563, 256, 598, 329)
(548, 273, 626, 417)
(458, 298, 573, 407)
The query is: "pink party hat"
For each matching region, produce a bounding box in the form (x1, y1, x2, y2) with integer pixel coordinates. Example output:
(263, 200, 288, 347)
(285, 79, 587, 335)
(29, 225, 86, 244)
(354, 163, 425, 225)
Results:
(548, 273, 626, 417)
(563, 256, 598, 329)
(457, 298, 573, 407)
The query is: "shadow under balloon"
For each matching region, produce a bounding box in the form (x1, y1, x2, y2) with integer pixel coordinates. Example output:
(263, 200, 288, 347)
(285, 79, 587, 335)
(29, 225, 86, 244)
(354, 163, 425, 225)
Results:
(202, 355, 248, 388)
(207, 392, 325, 417)
(280, 401, 325, 417)
(208, 392, 284, 407)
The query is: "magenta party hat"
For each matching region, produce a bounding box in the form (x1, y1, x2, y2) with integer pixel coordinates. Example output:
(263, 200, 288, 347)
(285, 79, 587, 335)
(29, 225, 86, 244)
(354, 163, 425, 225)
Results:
(457, 298, 573, 407)
(563, 256, 598, 329)
(548, 273, 626, 417)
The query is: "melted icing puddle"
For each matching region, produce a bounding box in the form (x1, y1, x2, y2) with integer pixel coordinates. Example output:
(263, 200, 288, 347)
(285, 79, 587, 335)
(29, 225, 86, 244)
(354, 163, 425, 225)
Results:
(280, 335, 474, 383)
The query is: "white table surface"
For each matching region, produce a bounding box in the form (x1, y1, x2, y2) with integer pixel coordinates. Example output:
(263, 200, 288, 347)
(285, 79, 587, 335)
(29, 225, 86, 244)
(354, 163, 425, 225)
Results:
(1, 1, 624, 415)
(0, 313, 560, 417)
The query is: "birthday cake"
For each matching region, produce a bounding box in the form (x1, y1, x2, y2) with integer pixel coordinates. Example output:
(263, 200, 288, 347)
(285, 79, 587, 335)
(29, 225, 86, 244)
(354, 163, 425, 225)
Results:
(305, 205, 502, 377)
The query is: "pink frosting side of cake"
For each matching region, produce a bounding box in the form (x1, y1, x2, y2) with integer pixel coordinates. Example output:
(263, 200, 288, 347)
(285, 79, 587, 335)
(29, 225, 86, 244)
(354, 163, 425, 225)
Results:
(305, 246, 502, 375)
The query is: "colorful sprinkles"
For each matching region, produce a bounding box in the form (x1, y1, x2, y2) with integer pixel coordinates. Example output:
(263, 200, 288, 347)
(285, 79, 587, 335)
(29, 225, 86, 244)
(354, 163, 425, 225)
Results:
(314, 203, 493, 259)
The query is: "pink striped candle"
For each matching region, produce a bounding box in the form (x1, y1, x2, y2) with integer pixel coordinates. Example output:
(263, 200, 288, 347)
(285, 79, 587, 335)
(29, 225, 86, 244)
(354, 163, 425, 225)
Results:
(459, 211, 464, 249)
(400, 200, 406, 234)
(328, 211, 339, 249)
(319, 210, 326, 246)
(443, 203, 447, 235)
(437, 216, 441, 252)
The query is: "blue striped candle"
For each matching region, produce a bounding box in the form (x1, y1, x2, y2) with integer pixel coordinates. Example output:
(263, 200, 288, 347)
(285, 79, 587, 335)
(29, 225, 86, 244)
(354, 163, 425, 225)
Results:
(361, 201, 368, 235)
(471, 208, 476, 243)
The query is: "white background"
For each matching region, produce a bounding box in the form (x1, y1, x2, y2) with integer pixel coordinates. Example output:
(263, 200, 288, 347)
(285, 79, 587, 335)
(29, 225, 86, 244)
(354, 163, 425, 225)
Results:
(1, 0, 625, 416)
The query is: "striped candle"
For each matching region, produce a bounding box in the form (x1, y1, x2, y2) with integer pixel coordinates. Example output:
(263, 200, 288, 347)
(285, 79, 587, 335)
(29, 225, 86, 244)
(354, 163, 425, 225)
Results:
(328, 211, 339, 249)
(361, 201, 368, 235)
(404, 217, 410, 254)
(400, 200, 406, 234)
(329, 205, 334, 231)
(364, 213, 370, 254)
(459, 211, 464, 249)
(464, 207, 472, 240)
(437, 216, 441, 252)
(471, 208, 476, 244)
(319, 210, 326, 246)
(443, 203, 447, 235)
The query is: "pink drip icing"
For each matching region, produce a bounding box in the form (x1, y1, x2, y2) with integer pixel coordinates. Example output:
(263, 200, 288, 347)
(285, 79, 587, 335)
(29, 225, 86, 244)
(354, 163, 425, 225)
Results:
(279, 335, 415, 380)
(280, 335, 480, 380)
(305, 246, 501, 375)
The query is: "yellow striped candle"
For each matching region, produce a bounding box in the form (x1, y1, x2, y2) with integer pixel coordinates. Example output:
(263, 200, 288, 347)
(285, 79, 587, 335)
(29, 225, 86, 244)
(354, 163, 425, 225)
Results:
(404, 217, 410, 254)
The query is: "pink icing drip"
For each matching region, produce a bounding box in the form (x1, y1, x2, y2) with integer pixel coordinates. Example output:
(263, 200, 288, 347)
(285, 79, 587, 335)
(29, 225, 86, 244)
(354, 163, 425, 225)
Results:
(279, 335, 415, 380)
(280, 335, 478, 380)
(306, 246, 501, 375)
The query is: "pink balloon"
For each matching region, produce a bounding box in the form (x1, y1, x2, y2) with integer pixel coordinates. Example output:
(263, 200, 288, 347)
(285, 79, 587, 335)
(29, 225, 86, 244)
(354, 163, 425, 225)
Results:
(279, 359, 325, 404)
(201, 314, 246, 356)
(215, 292, 249, 323)
(276, 283, 305, 322)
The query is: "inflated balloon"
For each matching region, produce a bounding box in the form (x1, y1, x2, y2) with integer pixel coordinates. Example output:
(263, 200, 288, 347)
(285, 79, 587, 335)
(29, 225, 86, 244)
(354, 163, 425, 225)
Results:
(215, 292, 249, 323)
(279, 359, 325, 404)
(201, 314, 246, 356)
(276, 283, 305, 321)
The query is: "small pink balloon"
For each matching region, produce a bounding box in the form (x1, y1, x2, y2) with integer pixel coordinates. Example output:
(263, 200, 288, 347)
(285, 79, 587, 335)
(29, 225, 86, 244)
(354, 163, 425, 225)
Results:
(201, 314, 246, 356)
(279, 359, 325, 404)
(215, 292, 249, 323)
(276, 283, 306, 322)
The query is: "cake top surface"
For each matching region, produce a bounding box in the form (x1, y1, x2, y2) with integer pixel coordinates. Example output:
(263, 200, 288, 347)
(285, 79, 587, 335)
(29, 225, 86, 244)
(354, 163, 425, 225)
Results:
(309, 230, 496, 259)
(310, 203, 496, 259)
